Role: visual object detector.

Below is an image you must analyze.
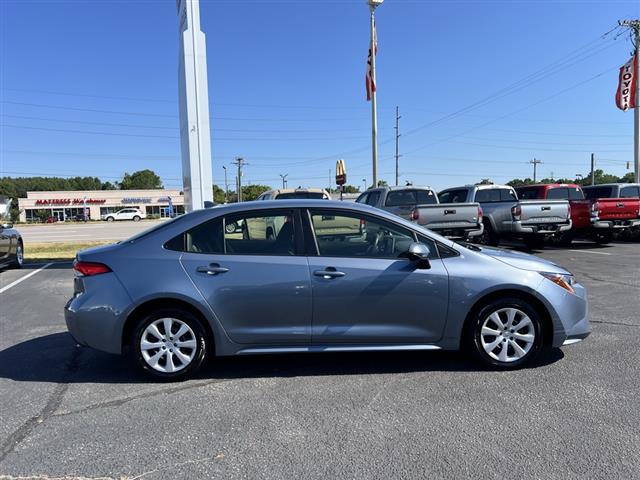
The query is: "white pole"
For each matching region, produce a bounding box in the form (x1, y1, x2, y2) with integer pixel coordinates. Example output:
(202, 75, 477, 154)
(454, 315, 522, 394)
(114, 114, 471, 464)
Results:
(370, 6, 379, 187)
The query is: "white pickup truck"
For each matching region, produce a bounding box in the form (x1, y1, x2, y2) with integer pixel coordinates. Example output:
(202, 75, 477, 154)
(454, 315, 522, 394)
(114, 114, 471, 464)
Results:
(356, 186, 483, 240)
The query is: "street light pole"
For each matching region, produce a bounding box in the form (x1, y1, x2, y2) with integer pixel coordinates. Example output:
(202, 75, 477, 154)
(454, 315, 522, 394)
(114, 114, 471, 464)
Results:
(368, 0, 383, 188)
(222, 166, 228, 203)
(362, 178, 367, 191)
(280, 174, 288, 189)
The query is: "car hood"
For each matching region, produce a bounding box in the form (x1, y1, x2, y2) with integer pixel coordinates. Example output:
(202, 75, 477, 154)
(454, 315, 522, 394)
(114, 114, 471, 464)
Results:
(470, 245, 569, 274)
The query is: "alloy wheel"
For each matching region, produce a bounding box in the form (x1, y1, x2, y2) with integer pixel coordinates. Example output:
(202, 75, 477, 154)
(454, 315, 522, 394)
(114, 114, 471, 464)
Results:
(16, 244, 24, 266)
(140, 318, 197, 373)
(479, 308, 535, 363)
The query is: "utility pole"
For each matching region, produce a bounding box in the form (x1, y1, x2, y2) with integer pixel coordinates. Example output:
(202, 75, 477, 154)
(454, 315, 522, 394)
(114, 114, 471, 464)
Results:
(279, 174, 288, 189)
(394, 106, 401, 186)
(529, 158, 542, 183)
(222, 165, 228, 203)
(232, 157, 246, 202)
(362, 178, 367, 192)
(619, 20, 640, 182)
(591, 153, 596, 185)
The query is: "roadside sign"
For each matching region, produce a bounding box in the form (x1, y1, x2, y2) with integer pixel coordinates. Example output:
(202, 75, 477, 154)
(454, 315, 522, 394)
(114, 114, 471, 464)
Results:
(336, 159, 347, 186)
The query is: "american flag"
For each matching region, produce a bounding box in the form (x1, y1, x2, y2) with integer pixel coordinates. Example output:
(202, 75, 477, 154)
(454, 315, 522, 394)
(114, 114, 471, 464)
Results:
(366, 19, 378, 101)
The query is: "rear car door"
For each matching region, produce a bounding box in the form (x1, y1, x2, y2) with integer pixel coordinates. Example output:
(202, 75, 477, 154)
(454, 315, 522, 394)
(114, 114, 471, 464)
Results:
(305, 208, 449, 344)
(0, 226, 10, 261)
(179, 208, 312, 344)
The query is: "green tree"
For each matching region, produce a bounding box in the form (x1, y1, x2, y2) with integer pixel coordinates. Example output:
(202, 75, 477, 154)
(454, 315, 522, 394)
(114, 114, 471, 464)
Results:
(119, 170, 163, 190)
(241, 184, 270, 201)
(213, 185, 226, 204)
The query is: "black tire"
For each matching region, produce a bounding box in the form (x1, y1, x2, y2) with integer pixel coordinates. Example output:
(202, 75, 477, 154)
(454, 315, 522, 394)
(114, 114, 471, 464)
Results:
(556, 231, 574, 247)
(10, 240, 23, 269)
(466, 297, 544, 370)
(476, 220, 500, 247)
(132, 308, 208, 381)
(593, 230, 613, 245)
(523, 234, 545, 250)
(106, 216, 114, 222)
(133, 215, 141, 222)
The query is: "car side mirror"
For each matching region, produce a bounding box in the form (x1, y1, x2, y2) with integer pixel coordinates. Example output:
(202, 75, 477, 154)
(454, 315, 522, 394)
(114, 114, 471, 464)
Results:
(406, 242, 431, 269)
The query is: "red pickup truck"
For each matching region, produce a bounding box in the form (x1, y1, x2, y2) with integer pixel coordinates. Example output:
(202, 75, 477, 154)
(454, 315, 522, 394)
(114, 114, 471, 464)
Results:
(515, 183, 640, 245)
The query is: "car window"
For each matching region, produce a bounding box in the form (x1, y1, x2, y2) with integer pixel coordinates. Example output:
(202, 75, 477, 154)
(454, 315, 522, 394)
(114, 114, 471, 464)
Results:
(516, 188, 540, 200)
(385, 190, 417, 207)
(620, 186, 640, 198)
(415, 190, 437, 205)
(547, 188, 568, 200)
(500, 189, 518, 201)
(309, 210, 416, 259)
(181, 217, 224, 254)
(438, 189, 468, 204)
(275, 192, 325, 200)
(356, 193, 369, 204)
(366, 191, 381, 206)
(568, 187, 584, 200)
(474, 189, 501, 202)
(583, 186, 614, 199)
(223, 210, 296, 255)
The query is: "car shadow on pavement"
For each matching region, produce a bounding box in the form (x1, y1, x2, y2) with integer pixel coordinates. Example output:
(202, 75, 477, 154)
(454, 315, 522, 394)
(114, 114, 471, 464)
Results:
(0, 332, 565, 384)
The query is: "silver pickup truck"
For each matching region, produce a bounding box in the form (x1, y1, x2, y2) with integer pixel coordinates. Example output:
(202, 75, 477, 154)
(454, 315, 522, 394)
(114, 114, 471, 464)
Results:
(355, 186, 483, 240)
(438, 184, 572, 248)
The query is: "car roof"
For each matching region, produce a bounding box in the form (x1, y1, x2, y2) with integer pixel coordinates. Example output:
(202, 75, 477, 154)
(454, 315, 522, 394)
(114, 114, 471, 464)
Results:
(266, 188, 328, 194)
(582, 183, 640, 188)
(368, 185, 433, 191)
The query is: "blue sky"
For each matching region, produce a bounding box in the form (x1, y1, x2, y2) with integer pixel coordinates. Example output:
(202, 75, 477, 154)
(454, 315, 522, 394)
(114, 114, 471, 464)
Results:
(1, 0, 639, 192)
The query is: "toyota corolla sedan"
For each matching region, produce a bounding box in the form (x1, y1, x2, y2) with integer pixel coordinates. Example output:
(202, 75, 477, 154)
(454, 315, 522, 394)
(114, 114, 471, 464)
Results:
(65, 200, 590, 380)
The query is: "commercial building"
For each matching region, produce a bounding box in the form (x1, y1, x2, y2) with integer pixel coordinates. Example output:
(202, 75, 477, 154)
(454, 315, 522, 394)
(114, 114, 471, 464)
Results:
(18, 189, 185, 223)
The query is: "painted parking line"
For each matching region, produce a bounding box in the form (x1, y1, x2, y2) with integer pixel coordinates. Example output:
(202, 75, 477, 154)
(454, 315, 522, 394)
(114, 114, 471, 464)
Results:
(0, 263, 53, 294)
(569, 250, 613, 256)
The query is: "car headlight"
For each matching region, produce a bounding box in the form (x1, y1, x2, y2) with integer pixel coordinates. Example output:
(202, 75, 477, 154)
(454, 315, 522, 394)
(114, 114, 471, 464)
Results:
(540, 272, 575, 294)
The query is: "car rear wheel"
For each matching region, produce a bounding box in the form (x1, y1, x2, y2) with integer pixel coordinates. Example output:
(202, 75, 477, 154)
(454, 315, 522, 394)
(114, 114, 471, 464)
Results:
(133, 215, 141, 222)
(11, 241, 23, 269)
(467, 298, 544, 369)
(475, 220, 499, 247)
(133, 308, 208, 381)
(106, 216, 114, 222)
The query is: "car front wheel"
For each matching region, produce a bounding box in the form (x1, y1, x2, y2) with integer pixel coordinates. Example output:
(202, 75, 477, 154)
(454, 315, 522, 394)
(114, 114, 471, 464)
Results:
(133, 215, 141, 222)
(133, 309, 208, 381)
(11, 241, 24, 269)
(467, 298, 544, 369)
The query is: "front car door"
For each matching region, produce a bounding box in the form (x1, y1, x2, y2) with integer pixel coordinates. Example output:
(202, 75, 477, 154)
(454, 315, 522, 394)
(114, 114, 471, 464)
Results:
(305, 208, 449, 344)
(179, 208, 312, 345)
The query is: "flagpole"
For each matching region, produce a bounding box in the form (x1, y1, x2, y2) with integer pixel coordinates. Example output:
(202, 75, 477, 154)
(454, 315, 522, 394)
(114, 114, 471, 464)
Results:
(369, 2, 380, 187)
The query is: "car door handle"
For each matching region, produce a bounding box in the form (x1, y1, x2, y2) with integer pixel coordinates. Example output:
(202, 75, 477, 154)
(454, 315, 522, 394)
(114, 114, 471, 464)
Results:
(196, 264, 229, 275)
(313, 269, 346, 279)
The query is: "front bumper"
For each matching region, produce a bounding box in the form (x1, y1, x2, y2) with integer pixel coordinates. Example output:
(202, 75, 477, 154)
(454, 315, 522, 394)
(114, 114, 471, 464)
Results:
(535, 278, 591, 348)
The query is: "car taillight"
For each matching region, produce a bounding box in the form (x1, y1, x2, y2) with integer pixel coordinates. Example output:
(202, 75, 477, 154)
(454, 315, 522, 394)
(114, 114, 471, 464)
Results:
(477, 206, 483, 222)
(73, 260, 111, 277)
(410, 208, 419, 222)
(567, 203, 571, 218)
(591, 202, 599, 215)
(511, 205, 521, 221)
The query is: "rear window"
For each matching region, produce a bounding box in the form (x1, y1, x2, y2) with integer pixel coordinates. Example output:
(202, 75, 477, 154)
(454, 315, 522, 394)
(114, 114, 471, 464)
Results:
(583, 187, 614, 199)
(568, 187, 584, 200)
(366, 191, 381, 206)
(620, 186, 640, 198)
(275, 192, 326, 200)
(474, 189, 501, 202)
(385, 190, 436, 207)
(438, 189, 468, 204)
(547, 188, 568, 200)
(516, 188, 541, 200)
(500, 189, 517, 201)
(355, 193, 368, 204)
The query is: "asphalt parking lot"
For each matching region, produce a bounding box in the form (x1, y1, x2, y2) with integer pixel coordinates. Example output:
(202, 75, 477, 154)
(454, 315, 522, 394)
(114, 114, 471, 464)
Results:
(0, 241, 639, 479)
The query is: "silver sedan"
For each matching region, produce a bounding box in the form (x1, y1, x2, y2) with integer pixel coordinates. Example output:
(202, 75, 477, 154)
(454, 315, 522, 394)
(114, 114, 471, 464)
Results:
(65, 200, 590, 380)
